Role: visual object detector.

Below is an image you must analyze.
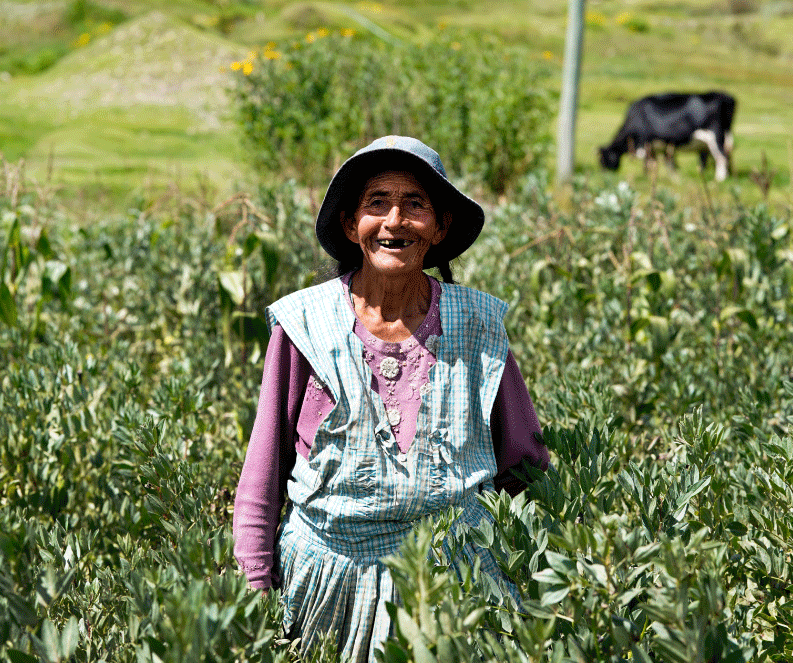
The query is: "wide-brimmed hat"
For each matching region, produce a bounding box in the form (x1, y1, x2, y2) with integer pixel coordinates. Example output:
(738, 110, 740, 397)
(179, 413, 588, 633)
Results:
(315, 135, 485, 268)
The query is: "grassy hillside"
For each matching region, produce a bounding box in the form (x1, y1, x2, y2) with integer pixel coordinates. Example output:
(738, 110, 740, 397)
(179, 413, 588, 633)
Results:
(1, 0, 792, 203)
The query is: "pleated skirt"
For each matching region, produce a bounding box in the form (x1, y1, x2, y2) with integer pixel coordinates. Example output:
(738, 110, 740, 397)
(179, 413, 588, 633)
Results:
(275, 502, 513, 663)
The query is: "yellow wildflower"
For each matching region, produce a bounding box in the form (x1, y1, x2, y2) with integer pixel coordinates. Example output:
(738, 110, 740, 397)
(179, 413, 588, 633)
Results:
(542, 50, 553, 60)
(306, 33, 316, 43)
(317, 27, 329, 38)
(585, 10, 607, 27)
(98, 22, 113, 34)
(230, 61, 242, 71)
(243, 61, 254, 76)
(451, 41, 461, 51)
(616, 12, 632, 25)
(266, 41, 276, 50)
(75, 33, 91, 47)
(340, 28, 355, 37)
(264, 50, 281, 60)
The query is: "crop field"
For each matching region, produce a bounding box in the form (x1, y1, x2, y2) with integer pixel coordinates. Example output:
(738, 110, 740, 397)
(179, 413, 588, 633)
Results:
(2, 1, 793, 662)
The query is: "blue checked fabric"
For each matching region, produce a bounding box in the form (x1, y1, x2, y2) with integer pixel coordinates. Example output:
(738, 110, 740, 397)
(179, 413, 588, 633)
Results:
(267, 278, 511, 662)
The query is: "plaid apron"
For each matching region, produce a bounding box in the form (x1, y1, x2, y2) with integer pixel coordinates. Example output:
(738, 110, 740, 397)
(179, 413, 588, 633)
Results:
(267, 278, 510, 662)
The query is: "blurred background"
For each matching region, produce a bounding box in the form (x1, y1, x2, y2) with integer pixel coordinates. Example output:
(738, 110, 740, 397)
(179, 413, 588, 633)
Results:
(1, 0, 792, 207)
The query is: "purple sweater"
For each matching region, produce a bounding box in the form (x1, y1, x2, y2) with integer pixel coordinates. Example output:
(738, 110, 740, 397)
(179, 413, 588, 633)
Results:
(233, 278, 548, 589)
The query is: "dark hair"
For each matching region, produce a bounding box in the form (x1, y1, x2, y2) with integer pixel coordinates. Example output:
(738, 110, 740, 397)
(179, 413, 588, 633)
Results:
(335, 170, 456, 284)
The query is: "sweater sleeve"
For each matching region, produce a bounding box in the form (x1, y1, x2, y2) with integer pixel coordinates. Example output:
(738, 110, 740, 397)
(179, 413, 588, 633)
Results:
(232, 324, 307, 590)
(491, 349, 550, 496)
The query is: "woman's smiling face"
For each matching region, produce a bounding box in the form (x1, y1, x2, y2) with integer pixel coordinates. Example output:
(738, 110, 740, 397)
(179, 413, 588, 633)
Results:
(342, 170, 447, 278)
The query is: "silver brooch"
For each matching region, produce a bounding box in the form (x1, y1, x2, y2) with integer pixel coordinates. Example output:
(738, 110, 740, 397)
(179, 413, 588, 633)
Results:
(379, 356, 400, 379)
(386, 408, 401, 426)
(309, 375, 324, 390)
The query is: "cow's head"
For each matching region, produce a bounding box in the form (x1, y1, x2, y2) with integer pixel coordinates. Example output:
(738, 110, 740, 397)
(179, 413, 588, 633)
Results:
(599, 147, 621, 171)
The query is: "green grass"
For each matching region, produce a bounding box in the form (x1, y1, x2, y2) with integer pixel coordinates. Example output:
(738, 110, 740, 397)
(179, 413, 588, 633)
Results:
(1, 0, 792, 205)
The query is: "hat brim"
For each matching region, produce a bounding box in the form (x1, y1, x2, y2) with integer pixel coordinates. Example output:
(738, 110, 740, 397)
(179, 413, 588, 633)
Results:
(315, 149, 484, 269)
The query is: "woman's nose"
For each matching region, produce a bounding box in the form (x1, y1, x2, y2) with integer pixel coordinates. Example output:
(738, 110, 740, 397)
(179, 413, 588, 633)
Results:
(383, 205, 403, 226)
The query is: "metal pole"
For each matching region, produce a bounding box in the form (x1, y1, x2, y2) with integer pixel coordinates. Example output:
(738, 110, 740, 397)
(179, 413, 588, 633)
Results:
(556, 0, 586, 183)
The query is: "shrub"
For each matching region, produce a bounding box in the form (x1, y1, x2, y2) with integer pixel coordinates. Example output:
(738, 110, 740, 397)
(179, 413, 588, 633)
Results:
(233, 30, 553, 195)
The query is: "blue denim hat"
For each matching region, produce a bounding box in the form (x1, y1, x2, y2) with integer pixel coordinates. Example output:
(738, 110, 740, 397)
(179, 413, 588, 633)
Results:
(315, 135, 485, 268)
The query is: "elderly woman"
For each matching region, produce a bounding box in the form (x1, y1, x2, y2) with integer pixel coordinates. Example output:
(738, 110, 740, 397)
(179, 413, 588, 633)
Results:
(233, 135, 549, 661)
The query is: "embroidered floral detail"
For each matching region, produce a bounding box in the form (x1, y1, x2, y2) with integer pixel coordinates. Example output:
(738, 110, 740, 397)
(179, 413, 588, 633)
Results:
(420, 383, 432, 397)
(425, 334, 440, 355)
(386, 408, 401, 426)
(379, 356, 400, 379)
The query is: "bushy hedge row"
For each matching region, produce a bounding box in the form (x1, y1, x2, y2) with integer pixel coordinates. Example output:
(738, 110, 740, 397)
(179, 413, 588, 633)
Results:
(1, 161, 792, 662)
(234, 30, 553, 194)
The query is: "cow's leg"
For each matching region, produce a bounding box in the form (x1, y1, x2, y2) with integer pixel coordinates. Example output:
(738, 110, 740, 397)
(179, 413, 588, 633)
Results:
(642, 142, 657, 176)
(664, 143, 678, 173)
(692, 128, 728, 181)
(724, 131, 734, 175)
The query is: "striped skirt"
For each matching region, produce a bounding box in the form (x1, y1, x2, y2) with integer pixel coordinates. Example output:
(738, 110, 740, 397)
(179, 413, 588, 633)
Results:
(275, 500, 514, 662)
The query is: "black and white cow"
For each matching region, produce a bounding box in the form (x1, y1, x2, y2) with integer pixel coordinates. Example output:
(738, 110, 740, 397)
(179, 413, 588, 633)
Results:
(599, 92, 736, 181)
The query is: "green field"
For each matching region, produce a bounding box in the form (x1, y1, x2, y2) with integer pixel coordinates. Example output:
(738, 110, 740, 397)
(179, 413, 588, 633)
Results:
(3, 3, 793, 662)
(1, 0, 793, 203)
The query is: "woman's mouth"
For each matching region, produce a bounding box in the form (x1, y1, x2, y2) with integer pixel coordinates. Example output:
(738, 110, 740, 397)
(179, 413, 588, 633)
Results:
(376, 239, 414, 249)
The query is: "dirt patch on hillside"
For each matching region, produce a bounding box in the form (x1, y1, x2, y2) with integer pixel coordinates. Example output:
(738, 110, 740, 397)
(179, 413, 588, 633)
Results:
(11, 10, 247, 128)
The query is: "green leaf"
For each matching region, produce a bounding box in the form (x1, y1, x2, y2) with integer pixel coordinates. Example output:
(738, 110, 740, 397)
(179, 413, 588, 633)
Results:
(0, 281, 17, 326)
(59, 617, 79, 658)
(411, 631, 437, 663)
(535, 528, 548, 554)
(735, 309, 758, 329)
(34, 619, 61, 663)
(532, 568, 565, 585)
(720, 306, 759, 330)
(578, 560, 608, 587)
(436, 635, 455, 663)
(672, 476, 711, 521)
(395, 607, 424, 645)
(461, 606, 486, 629)
(725, 520, 748, 537)
(261, 239, 281, 288)
(522, 600, 557, 620)
(146, 636, 167, 658)
(545, 551, 576, 576)
(540, 585, 570, 606)
(630, 644, 653, 663)
(4, 590, 38, 626)
(506, 550, 527, 575)
(218, 270, 248, 306)
(7, 650, 39, 663)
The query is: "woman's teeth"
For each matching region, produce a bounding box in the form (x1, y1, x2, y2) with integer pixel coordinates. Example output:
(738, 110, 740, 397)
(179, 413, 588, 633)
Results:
(377, 239, 412, 248)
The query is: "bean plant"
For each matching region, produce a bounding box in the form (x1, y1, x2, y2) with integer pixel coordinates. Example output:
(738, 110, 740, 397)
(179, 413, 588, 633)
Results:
(1, 149, 792, 663)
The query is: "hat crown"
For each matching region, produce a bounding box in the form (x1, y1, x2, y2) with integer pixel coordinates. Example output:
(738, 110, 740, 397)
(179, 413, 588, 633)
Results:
(354, 135, 448, 179)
